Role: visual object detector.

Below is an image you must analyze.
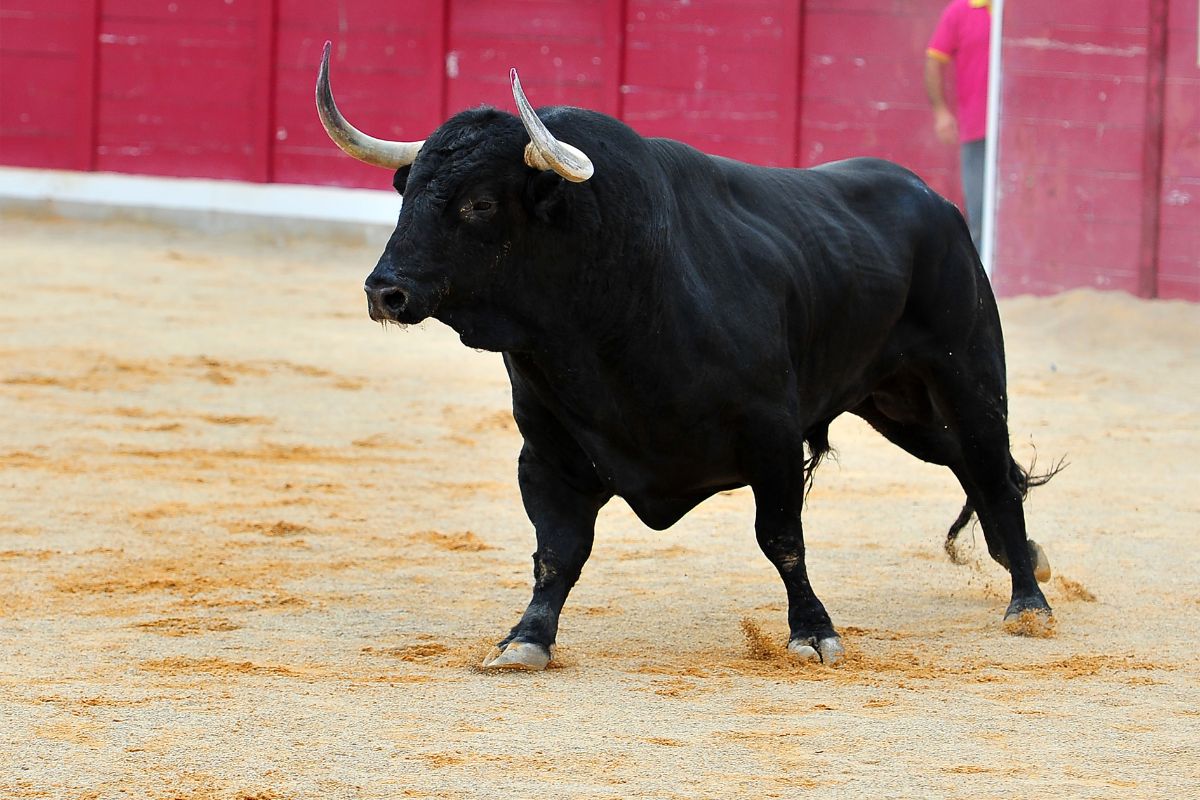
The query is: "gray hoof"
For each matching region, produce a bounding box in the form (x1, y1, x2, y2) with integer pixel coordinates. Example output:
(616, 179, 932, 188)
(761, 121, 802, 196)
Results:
(1003, 606, 1056, 638)
(480, 641, 551, 671)
(1029, 539, 1052, 583)
(787, 636, 845, 666)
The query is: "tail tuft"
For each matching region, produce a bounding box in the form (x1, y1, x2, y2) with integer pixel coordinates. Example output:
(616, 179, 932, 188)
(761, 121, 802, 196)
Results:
(802, 422, 834, 500)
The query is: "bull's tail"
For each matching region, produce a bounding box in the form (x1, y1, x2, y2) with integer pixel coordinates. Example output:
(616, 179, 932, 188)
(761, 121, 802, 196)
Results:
(802, 420, 834, 500)
(944, 453, 1067, 563)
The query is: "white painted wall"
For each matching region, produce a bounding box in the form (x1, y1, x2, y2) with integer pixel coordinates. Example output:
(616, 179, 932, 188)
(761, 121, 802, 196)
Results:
(0, 166, 399, 230)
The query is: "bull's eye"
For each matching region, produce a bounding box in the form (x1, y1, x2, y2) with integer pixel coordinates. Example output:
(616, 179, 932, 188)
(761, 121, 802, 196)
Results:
(460, 198, 498, 222)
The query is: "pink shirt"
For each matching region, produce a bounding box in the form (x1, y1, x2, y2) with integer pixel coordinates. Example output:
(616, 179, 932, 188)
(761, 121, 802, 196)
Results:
(927, 0, 991, 143)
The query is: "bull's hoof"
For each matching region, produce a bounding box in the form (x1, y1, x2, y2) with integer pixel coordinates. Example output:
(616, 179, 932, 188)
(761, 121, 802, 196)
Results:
(945, 534, 972, 566)
(480, 641, 551, 671)
(1029, 539, 1052, 583)
(1002, 604, 1056, 638)
(787, 635, 845, 666)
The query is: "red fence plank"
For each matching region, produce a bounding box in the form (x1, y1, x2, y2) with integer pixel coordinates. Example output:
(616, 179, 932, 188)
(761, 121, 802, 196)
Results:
(995, 0, 1198, 300)
(446, 0, 621, 117)
(93, 2, 272, 181)
(622, 0, 799, 166)
(0, 0, 97, 170)
(271, 0, 445, 189)
(102, 0, 259, 22)
(1002, 23, 1151, 78)
(798, 1, 958, 203)
(1154, 0, 1200, 300)
(994, 3, 1157, 297)
(997, 2, 1151, 30)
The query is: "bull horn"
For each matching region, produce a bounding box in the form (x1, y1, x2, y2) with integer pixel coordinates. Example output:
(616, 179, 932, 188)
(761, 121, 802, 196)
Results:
(316, 41, 423, 169)
(510, 68, 594, 183)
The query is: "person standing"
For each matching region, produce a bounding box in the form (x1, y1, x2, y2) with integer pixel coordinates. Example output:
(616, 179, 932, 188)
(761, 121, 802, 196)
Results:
(925, 0, 991, 252)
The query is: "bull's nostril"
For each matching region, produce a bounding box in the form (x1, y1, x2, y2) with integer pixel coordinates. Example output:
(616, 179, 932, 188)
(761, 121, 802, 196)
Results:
(378, 286, 409, 314)
(366, 285, 409, 320)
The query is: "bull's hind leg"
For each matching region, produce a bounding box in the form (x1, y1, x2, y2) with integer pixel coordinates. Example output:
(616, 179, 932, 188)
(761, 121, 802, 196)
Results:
(481, 444, 610, 670)
(921, 361, 1053, 629)
(853, 391, 1051, 580)
(748, 431, 845, 665)
(948, 460, 1054, 582)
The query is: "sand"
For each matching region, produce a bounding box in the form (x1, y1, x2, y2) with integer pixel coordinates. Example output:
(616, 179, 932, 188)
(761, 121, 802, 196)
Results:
(1, 213, 1197, 799)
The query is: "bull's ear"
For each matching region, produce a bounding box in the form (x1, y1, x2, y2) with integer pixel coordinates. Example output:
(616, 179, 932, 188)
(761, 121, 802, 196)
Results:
(525, 169, 566, 224)
(392, 165, 413, 196)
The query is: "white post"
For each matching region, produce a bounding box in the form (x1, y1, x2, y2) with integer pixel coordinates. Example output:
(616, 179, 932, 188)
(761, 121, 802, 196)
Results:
(981, 0, 1004, 277)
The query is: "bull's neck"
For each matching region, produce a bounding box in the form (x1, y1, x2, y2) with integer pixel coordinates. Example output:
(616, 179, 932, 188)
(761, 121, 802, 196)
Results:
(515, 166, 683, 359)
(518, 251, 692, 382)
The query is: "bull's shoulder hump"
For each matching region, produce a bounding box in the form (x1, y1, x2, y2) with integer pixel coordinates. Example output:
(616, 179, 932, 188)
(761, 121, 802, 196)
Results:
(809, 156, 926, 187)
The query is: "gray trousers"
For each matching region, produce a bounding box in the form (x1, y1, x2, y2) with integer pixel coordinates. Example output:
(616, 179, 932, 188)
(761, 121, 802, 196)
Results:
(961, 138, 986, 252)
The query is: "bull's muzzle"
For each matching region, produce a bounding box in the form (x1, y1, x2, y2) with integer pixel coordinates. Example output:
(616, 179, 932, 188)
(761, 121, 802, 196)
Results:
(365, 281, 418, 324)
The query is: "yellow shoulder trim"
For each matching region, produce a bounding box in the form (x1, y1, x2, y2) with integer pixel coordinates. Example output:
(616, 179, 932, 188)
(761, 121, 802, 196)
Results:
(969, 0, 990, 7)
(926, 48, 952, 63)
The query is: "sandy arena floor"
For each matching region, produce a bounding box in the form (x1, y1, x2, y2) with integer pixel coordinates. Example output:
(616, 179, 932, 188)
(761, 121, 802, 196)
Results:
(1, 213, 1197, 799)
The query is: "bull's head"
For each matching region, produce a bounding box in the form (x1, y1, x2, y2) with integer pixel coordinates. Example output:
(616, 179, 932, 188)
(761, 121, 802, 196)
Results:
(315, 42, 600, 352)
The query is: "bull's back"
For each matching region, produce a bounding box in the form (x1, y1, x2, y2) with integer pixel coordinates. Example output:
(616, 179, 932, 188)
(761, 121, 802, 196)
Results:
(653, 145, 951, 301)
(650, 144, 986, 418)
(719, 153, 988, 336)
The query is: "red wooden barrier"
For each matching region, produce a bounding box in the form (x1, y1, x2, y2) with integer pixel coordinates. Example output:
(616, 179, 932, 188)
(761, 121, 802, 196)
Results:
(446, 0, 622, 117)
(0, 0, 97, 171)
(799, 1, 960, 206)
(1156, 0, 1200, 300)
(623, 0, 800, 167)
(993, 0, 1198, 300)
(273, 0, 445, 189)
(92, 0, 273, 181)
(0, 1, 1194, 299)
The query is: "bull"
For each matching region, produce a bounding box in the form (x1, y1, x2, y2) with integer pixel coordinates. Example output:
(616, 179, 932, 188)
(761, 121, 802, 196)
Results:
(316, 42, 1057, 670)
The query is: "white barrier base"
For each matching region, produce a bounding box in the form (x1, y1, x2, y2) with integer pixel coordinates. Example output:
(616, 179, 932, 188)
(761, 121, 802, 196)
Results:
(0, 167, 400, 237)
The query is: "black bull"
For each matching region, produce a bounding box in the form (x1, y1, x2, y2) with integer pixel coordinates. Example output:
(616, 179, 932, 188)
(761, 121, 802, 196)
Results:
(317, 50, 1057, 670)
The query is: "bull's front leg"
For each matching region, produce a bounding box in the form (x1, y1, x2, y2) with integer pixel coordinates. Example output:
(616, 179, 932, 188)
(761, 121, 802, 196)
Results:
(750, 443, 846, 666)
(481, 445, 610, 670)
